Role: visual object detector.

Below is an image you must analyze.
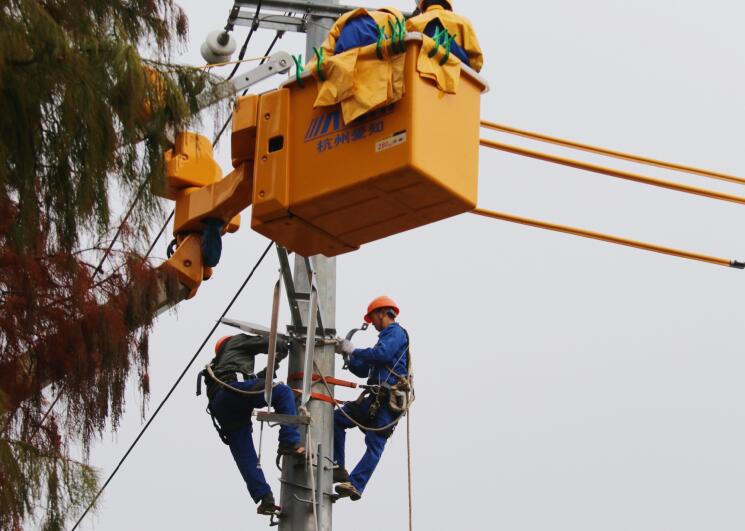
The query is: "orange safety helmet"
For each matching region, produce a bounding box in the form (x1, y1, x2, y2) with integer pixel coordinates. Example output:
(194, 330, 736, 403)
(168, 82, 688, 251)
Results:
(364, 296, 400, 323)
(214, 335, 233, 355)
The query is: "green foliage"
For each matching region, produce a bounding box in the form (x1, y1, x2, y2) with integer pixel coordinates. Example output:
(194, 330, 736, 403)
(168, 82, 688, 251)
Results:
(0, 0, 229, 529)
(0, 438, 98, 531)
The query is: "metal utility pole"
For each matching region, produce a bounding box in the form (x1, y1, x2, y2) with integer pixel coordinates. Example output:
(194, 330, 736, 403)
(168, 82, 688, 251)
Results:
(224, 1, 339, 529)
(283, 8, 339, 529)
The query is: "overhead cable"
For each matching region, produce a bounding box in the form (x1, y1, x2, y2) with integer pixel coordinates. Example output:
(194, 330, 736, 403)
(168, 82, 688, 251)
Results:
(70, 241, 274, 531)
(481, 120, 745, 186)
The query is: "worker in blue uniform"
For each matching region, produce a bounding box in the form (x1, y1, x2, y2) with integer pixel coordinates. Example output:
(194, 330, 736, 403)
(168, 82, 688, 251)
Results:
(198, 334, 305, 515)
(333, 296, 411, 501)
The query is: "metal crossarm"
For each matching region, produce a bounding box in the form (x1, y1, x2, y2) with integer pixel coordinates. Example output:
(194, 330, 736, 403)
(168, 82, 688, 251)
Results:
(228, 1, 412, 33)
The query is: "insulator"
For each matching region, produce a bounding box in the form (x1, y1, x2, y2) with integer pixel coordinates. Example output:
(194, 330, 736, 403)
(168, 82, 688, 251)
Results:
(201, 30, 237, 65)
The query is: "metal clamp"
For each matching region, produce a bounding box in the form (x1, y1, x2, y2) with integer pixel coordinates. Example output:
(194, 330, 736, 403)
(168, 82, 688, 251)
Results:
(230, 51, 293, 93)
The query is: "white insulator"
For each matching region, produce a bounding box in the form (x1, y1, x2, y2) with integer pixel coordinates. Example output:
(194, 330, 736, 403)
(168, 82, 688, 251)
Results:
(201, 30, 237, 64)
(201, 42, 232, 65)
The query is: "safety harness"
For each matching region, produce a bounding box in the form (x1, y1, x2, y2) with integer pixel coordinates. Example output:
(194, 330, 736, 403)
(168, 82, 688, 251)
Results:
(347, 328, 414, 438)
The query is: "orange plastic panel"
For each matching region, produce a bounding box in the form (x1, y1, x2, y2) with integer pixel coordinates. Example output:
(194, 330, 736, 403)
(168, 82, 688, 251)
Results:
(162, 132, 222, 200)
(251, 89, 292, 224)
(232, 94, 259, 168)
(251, 36, 486, 257)
(173, 163, 252, 234)
(158, 234, 203, 297)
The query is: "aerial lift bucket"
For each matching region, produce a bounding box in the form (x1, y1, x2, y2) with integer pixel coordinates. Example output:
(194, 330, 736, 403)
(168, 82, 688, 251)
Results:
(250, 33, 490, 257)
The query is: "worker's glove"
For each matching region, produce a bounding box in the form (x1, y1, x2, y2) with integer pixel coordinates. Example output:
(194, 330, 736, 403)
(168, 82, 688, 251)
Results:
(335, 338, 355, 356)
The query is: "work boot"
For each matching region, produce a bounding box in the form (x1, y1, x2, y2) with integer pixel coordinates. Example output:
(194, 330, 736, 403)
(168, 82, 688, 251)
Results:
(277, 442, 306, 457)
(333, 467, 349, 483)
(334, 482, 361, 501)
(257, 493, 280, 516)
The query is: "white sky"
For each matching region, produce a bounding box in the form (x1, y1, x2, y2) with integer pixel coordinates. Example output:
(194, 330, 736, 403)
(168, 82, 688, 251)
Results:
(78, 1, 745, 530)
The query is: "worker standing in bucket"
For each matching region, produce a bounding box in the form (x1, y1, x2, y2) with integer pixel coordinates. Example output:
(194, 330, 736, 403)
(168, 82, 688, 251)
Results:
(197, 334, 305, 515)
(333, 296, 412, 501)
(407, 0, 484, 72)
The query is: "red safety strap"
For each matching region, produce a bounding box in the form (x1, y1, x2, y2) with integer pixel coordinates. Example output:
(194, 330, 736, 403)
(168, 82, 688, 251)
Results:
(287, 372, 358, 389)
(291, 388, 344, 406)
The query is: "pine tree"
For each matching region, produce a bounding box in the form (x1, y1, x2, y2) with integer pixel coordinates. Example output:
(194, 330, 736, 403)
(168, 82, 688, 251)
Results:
(0, 1, 227, 528)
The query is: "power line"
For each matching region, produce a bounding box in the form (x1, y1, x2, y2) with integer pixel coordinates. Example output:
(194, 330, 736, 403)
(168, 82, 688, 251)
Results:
(226, 0, 264, 80)
(213, 25, 285, 147)
(70, 240, 274, 531)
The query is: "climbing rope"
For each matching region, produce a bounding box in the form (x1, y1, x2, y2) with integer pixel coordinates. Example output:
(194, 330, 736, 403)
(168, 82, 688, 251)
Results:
(205, 364, 277, 396)
(481, 120, 745, 186)
(195, 55, 271, 70)
(70, 241, 274, 531)
(406, 410, 413, 531)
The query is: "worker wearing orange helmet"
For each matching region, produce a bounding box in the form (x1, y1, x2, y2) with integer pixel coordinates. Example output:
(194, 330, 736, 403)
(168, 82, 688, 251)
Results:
(198, 334, 304, 516)
(333, 296, 411, 501)
(407, 0, 484, 72)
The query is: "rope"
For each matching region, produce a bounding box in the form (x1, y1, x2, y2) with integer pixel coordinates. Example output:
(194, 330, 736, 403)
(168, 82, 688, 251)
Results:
(205, 364, 273, 396)
(212, 26, 284, 147)
(406, 411, 413, 531)
(70, 241, 274, 531)
(479, 138, 745, 208)
(481, 120, 745, 186)
(306, 427, 320, 531)
(312, 360, 412, 434)
(196, 56, 270, 70)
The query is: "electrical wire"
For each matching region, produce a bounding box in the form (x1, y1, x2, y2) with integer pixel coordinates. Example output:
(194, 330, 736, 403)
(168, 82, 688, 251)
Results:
(69, 240, 274, 531)
(212, 24, 286, 148)
(226, 0, 263, 81)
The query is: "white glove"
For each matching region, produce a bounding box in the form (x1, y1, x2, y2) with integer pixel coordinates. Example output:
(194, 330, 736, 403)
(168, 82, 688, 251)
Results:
(335, 339, 355, 356)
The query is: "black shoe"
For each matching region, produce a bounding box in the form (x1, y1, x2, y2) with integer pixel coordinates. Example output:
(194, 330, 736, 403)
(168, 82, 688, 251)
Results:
(257, 493, 280, 516)
(277, 442, 306, 456)
(334, 482, 361, 501)
(332, 467, 349, 483)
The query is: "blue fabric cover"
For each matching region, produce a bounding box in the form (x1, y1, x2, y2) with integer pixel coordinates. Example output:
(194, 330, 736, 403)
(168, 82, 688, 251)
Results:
(335, 15, 381, 54)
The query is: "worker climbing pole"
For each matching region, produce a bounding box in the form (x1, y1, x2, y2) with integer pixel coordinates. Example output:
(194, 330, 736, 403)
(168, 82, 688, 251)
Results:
(332, 296, 413, 502)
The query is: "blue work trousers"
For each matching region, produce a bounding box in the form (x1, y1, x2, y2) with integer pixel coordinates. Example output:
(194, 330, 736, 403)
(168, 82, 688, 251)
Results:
(333, 393, 398, 493)
(209, 380, 300, 502)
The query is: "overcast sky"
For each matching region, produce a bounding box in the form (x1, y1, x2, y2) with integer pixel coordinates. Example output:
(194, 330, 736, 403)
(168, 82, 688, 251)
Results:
(76, 1, 745, 530)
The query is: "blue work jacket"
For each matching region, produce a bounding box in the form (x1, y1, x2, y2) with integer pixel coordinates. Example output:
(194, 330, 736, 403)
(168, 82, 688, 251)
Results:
(348, 323, 409, 386)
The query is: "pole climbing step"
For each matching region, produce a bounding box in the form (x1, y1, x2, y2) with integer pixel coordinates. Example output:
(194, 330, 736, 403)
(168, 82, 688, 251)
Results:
(256, 411, 312, 426)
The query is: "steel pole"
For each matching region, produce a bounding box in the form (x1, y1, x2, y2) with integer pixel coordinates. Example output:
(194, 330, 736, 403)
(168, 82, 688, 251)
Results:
(279, 4, 338, 530)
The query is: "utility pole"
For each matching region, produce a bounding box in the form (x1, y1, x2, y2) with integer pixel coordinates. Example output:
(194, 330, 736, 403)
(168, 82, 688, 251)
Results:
(284, 8, 339, 528)
(224, 1, 340, 529)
